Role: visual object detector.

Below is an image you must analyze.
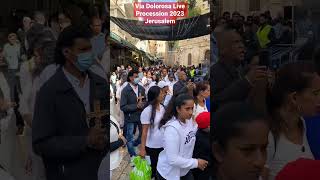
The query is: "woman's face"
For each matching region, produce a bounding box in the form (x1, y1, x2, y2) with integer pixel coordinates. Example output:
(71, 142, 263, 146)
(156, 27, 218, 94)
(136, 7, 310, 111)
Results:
(295, 74, 320, 117)
(33, 49, 42, 66)
(147, 72, 152, 78)
(177, 99, 194, 120)
(213, 120, 269, 180)
(158, 89, 167, 103)
(201, 85, 210, 98)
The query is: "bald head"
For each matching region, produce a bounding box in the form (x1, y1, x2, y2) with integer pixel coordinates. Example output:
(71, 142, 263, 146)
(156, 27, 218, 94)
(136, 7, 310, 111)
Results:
(215, 27, 245, 66)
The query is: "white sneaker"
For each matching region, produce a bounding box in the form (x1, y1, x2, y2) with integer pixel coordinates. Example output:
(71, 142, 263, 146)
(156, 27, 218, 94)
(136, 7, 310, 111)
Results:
(130, 156, 135, 167)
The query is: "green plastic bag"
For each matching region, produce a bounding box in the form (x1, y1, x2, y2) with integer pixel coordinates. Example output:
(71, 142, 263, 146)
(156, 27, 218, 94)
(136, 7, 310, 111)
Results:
(129, 156, 152, 180)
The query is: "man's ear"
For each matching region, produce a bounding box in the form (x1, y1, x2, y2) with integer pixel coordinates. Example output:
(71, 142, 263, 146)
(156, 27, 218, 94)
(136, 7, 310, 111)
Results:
(212, 142, 225, 163)
(62, 48, 70, 58)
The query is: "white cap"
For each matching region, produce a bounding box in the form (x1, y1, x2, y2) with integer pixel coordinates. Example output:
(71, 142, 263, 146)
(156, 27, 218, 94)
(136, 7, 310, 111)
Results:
(158, 81, 169, 89)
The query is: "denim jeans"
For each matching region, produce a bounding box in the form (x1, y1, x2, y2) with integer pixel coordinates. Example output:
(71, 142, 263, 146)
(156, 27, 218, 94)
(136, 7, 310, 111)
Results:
(126, 122, 142, 157)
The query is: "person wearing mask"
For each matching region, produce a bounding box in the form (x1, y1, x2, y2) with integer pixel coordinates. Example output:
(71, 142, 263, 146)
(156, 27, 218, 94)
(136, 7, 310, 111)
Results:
(120, 70, 146, 163)
(193, 81, 210, 119)
(257, 14, 276, 49)
(211, 102, 269, 180)
(211, 26, 268, 112)
(139, 86, 166, 179)
(32, 26, 108, 180)
(192, 112, 212, 180)
(90, 17, 105, 61)
(263, 62, 320, 180)
(157, 94, 208, 180)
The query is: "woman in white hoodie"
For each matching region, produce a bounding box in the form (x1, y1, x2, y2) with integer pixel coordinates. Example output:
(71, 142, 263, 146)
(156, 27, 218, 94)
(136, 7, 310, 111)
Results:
(156, 93, 208, 180)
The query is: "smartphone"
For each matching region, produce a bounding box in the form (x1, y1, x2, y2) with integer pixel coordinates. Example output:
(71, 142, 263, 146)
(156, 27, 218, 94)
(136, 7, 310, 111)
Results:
(259, 50, 270, 67)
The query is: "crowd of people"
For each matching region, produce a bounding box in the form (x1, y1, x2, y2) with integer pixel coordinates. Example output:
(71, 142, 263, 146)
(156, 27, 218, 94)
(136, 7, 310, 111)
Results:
(210, 10, 320, 180)
(0, 5, 108, 180)
(212, 10, 317, 65)
(109, 64, 212, 179)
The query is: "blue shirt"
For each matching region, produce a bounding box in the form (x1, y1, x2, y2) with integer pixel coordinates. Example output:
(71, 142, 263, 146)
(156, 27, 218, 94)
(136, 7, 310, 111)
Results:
(305, 115, 320, 160)
(90, 33, 106, 60)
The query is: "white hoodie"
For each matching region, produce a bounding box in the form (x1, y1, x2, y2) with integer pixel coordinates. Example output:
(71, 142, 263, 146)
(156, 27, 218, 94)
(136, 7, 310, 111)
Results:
(157, 117, 198, 180)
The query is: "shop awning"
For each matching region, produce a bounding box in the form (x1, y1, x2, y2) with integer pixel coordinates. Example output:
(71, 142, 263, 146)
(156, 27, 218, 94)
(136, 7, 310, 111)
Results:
(110, 13, 210, 41)
(110, 32, 158, 61)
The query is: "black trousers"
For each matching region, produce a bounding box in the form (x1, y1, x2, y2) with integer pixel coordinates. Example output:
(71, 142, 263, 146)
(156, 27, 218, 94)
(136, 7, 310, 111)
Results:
(145, 147, 163, 178)
(156, 170, 194, 180)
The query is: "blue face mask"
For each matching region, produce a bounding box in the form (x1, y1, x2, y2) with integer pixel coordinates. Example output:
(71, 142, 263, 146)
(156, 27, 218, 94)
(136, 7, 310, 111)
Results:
(75, 52, 94, 72)
(133, 78, 140, 85)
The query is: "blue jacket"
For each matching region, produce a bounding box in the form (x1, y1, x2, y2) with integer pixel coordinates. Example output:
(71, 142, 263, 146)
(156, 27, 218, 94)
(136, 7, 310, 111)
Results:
(305, 115, 320, 160)
(206, 97, 210, 112)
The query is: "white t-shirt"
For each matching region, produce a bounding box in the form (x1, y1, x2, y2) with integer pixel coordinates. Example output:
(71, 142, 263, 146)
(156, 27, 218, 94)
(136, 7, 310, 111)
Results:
(140, 105, 165, 148)
(3, 43, 20, 70)
(168, 81, 176, 95)
(193, 100, 208, 119)
(157, 117, 198, 180)
(266, 119, 314, 180)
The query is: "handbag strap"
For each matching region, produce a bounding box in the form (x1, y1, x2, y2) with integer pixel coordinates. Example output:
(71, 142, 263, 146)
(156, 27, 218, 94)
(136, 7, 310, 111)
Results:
(110, 120, 120, 134)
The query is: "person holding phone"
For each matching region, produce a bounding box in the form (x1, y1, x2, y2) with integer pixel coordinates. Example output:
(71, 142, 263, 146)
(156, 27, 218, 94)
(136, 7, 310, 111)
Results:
(211, 26, 269, 112)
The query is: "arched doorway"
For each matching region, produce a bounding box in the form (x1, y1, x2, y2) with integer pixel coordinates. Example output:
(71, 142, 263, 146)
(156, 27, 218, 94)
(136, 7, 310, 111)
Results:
(188, 53, 192, 65)
(204, 50, 210, 62)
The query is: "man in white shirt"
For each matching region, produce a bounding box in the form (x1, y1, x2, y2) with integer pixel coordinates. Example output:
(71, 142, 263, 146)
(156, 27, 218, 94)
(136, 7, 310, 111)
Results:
(3, 33, 21, 100)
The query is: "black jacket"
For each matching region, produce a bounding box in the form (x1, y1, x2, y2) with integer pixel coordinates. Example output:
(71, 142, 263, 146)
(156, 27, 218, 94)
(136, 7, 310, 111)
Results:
(120, 83, 145, 123)
(211, 61, 251, 112)
(32, 68, 108, 180)
(173, 80, 187, 95)
(192, 129, 213, 180)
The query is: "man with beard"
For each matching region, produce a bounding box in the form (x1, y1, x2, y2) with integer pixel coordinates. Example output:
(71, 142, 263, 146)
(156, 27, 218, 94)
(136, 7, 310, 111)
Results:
(211, 26, 268, 112)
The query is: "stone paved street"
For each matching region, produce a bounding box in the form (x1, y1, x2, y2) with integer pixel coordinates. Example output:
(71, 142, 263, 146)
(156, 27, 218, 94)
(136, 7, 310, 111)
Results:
(111, 147, 132, 180)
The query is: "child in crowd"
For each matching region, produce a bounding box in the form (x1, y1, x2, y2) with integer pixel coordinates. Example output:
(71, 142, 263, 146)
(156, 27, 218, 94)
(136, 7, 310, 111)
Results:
(192, 112, 212, 180)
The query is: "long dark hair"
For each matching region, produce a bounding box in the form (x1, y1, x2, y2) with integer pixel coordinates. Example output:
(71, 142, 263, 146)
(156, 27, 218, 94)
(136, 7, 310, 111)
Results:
(193, 81, 209, 104)
(144, 86, 161, 127)
(266, 62, 315, 150)
(159, 93, 194, 128)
